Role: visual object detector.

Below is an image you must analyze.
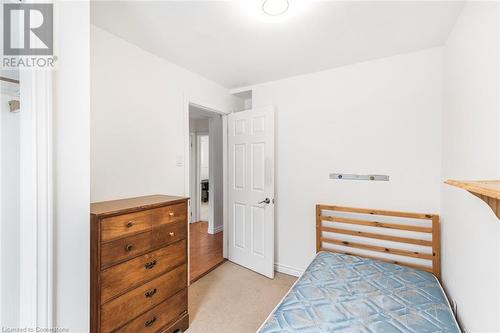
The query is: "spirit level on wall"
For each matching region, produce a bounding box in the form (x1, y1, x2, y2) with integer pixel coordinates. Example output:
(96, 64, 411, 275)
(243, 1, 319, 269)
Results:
(329, 173, 389, 181)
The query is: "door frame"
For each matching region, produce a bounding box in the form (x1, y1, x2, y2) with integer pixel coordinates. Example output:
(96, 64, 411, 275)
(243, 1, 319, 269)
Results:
(189, 132, 197, 223)
(0, 71, 53, 328)
(17, 71, 54, 327)
(183, 98, 229, 283)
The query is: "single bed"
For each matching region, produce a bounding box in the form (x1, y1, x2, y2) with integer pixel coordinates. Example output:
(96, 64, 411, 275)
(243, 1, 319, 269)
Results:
(258, 205, 461, 333)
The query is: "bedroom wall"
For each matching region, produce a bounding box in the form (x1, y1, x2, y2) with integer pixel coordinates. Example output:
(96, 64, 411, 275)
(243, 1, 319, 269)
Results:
(251, 47, 444, 275)
(53, 1, 91, 331)
(441, 2, 500, 332)
(90, 25, 243, 202)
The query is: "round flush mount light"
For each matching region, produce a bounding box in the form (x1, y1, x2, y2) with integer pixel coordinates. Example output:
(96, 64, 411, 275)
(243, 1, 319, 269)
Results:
(262, 0, 289, 16)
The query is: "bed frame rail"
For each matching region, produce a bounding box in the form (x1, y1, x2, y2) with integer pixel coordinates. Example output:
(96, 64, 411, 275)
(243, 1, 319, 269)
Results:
(316, 204, 440, 279)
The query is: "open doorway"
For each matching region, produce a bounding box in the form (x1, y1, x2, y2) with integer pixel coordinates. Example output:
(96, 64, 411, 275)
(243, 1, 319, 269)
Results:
(188, 104, 225, 283)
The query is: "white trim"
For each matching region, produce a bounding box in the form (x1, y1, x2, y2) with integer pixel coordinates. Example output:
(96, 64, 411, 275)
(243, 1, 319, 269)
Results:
(18, 70, 54, 328)
(274, 263, 303, 277)
(222, 114, 228, 258)
(0, 73, 3, 327)
(189, 133, 197, 223)
(183, 95, 191, 285)
(19, 71, 38, 326)
(207, 123, 215, 233)
(183, 95, 190, 198)
(208, 224, 224, 234)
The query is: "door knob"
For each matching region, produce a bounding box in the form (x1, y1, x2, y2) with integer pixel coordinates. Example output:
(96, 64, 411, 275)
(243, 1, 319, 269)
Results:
(258, 198, 271, 205)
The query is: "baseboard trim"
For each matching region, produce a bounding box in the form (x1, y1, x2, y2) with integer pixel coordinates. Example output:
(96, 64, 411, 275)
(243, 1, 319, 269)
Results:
(274, 263, 303, 277)
(208, 224, 223, 234)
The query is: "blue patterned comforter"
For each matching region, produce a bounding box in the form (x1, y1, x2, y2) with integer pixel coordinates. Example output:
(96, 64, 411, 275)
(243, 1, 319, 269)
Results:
(258, 252, 460, 333)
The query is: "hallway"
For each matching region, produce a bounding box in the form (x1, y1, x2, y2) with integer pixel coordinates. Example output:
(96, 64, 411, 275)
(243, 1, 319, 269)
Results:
(189, 221, 224, 283)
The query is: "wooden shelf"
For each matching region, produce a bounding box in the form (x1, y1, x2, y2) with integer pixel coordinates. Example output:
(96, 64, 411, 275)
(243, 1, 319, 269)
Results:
(445, 180, 500, 219)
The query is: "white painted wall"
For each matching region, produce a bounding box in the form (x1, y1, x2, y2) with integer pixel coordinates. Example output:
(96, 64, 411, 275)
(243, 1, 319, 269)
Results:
(243, 98, 252, 110)
(441, 2, 500, 332)
(189, 117, 209, 223)
(209, 116, 224, 234)
(189, 118, 209, 133)
(53, 1, 90, 331)
(1, 93, 20, 327)
(251, 47, 444, 274)
(199, 136, 209, 180)
(91, 25, 243, 202)
(199, 135, 209, 222)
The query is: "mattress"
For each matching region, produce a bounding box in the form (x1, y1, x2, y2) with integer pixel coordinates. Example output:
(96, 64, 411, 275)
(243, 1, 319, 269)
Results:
(258, 251, 460, 333)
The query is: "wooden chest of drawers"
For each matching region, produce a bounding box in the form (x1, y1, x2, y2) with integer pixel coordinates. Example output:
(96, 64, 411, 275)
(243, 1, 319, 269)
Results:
(91, 195, 189, 333)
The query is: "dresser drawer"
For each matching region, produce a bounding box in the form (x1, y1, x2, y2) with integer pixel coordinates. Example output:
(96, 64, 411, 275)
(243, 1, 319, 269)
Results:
(100, 264, 187, 332)
(101, 231, 152, 269)
(152, 203, 187, 226)
(101, 240, 186, 303)
(101, 211, 152, 242)
(152, 221, 187, 248)
(115, 289, 187, 333)
(161, 313, 189, 333)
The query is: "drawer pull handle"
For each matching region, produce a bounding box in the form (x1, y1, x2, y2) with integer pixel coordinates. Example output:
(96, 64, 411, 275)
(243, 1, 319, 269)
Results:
(126, 221, 134, 228)
(169, 212, 175, 217)
(144, 317, 157, 327)
(144, 260, 157, 270)
(144, 288, 157, 298)
(125, 244, 133, 252)
(169, 232, 175, 237)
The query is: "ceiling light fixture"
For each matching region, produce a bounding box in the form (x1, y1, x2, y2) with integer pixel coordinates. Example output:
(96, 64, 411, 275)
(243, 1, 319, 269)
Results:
(262, 0, 289, 16)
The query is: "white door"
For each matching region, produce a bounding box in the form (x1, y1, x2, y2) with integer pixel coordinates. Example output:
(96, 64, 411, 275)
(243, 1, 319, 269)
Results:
(228, 107, 275, 278)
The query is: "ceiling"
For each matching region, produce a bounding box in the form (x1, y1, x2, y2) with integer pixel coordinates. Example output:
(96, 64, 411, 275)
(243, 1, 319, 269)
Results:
(91, 1, 464, 89)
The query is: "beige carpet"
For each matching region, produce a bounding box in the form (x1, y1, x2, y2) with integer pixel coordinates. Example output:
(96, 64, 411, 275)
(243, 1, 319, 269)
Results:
(187, 261, 297, 333)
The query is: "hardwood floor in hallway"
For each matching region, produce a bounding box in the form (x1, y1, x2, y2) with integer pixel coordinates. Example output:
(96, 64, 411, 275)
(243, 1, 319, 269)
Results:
(190, 221, 224, 283)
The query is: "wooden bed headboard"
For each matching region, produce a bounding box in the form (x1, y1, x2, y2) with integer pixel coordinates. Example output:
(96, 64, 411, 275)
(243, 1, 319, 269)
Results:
(316, 204, 441, 279)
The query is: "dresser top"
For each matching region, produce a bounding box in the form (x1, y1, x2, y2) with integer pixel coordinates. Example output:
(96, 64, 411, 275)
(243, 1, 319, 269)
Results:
(91, 194, 188, 217)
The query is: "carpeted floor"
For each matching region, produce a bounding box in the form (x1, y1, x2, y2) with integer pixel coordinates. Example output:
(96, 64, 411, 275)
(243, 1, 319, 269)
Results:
(187, 261, 297, 333)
